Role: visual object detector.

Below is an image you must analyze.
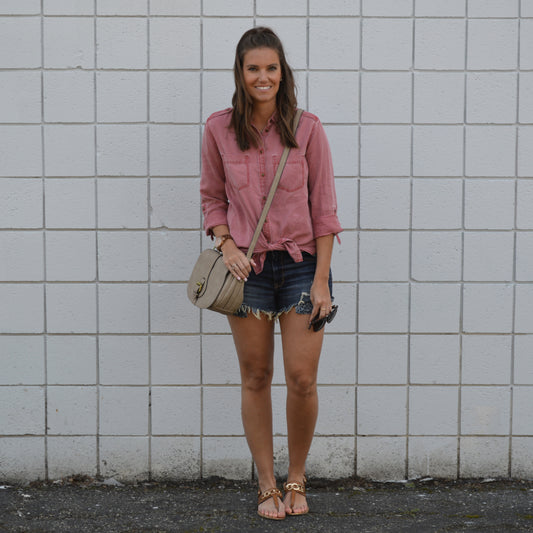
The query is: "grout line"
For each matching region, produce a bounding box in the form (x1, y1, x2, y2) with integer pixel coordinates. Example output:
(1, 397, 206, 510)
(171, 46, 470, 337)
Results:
(1, 381, 532, 388)
(509, 1, 521, 479)
(93, 0, 100, 479)
(354, 0, 363, 479)
(406, 19, 413, 484)
(40, 0, 49, 482)
(199, 0, 205, 480)
(405, 0, 415, 480)
(147, 0, 152, 482)
(457, 6, 469, 480)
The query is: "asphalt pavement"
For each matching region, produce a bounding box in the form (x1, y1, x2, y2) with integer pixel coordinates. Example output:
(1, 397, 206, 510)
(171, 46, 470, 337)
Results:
(1, 476, 533, 532)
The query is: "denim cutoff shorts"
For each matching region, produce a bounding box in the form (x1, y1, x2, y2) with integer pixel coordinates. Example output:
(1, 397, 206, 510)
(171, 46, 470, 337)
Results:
(234, 250, 333, 320)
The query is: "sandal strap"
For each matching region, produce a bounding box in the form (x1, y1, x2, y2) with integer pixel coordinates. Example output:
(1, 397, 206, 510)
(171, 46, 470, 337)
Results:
(258, 487, 282, 505)
(283, 481, 306, 495)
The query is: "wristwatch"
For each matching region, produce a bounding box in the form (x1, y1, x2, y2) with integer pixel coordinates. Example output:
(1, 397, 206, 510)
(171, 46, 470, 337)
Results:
(214, 233, 233, 251)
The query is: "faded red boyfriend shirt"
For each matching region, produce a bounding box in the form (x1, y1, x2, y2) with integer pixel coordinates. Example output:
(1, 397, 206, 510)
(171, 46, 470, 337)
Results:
(200, 108, 343, 274)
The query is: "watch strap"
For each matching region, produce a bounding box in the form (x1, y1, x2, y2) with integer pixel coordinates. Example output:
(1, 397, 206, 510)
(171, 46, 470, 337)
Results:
(215, 233, 233, 251)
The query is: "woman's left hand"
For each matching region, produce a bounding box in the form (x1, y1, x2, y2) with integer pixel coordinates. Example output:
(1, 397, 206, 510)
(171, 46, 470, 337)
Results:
(309, 278, 332, 327)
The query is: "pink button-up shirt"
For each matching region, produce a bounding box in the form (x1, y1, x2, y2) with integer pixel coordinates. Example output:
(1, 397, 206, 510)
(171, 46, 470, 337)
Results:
(200, 108, 343, 274)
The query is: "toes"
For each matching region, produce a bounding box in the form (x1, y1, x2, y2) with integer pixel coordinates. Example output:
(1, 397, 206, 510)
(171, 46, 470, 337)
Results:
(259, 501, 285, 519)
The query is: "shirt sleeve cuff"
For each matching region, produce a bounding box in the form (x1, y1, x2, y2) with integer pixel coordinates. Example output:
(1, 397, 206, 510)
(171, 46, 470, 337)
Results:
(203, 211, 229, 236)
(312, 214, 343, 239)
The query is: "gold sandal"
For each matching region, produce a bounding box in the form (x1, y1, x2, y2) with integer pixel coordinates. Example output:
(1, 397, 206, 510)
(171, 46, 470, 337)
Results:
(257, 487, 285, 520)
(283, 476, 309, 516)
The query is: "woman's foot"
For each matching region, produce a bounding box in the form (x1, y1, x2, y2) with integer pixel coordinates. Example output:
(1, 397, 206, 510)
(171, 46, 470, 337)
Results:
(283, 478, 309, 515)
(257, 487, 285, 520)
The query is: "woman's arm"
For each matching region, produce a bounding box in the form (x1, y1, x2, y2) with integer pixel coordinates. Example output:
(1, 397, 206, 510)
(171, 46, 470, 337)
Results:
(304, 116, 340, 326)
(200, 119, 230, 236)
(309, 233, 334, 326)
(211, 224, 256, 281)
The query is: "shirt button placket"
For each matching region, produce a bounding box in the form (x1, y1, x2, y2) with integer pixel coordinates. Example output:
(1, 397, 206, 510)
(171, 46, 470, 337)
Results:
(259, 144, 266, 188)
(258, 141, 269, 243)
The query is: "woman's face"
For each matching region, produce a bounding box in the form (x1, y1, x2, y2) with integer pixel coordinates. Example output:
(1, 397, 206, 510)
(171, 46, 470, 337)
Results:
(242, 47, 282, 108)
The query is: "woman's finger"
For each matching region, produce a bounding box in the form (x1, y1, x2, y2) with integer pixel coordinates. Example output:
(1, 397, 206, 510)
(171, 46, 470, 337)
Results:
(228, 259, 251, 281)
(228, 262, 243, 281)
(318, 304, 328, 319)
(309, 303, 320, 327)
(310, 292, 331, 319)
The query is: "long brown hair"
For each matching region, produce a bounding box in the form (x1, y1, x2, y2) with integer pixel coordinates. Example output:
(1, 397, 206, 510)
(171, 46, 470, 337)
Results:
(230, 27, 298, 151)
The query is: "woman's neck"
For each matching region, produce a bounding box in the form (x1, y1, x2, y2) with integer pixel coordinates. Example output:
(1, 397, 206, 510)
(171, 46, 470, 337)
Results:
(252, 104, 276, 132)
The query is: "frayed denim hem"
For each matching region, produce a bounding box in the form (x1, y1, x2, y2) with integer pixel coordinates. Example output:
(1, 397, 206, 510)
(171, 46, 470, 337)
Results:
(234, 291, 314, 320)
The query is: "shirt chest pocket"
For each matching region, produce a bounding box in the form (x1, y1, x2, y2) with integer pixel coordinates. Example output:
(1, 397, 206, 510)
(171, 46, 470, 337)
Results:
(272, 155, 306, 192)
(222, 155, 250, 191)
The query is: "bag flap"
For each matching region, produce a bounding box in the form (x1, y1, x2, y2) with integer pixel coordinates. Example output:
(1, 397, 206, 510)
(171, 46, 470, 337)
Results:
(187, 249, 231, 308)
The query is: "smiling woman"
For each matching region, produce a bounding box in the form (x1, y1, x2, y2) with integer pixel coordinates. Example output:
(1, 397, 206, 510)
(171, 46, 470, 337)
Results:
(229, 27, 299, 152)
(199, 26, 342, 521)
(242, 47, 282, 115)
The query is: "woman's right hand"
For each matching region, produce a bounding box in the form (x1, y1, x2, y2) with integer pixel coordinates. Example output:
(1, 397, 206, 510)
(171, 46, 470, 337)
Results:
(221, 241, 256, 281)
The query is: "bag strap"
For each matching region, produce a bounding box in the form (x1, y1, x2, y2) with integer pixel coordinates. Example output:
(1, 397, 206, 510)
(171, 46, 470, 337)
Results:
(246, 108, 304, 260)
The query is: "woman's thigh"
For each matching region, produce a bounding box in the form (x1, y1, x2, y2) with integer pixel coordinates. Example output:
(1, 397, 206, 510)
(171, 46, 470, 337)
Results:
(228, 314, 276, 377)
(278, 309, 325, 385)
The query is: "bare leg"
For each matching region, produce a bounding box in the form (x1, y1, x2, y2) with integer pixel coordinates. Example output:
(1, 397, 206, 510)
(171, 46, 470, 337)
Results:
(227, 313, 285, 519)
(279, 309, 325, 514)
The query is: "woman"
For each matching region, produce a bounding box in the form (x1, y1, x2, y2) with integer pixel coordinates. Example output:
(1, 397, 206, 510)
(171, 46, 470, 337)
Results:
(200, 27, 342, 520)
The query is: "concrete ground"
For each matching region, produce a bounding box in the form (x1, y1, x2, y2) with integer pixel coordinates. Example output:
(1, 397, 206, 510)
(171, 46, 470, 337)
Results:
(1, 476, 532, 532)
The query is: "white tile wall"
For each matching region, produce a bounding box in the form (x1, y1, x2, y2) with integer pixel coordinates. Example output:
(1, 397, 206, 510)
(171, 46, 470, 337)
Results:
(97, 72, 148, 123)
(415, 19, 466, 70)
(362, 19, 412, 70)
(408, 436, 458, 479)
(409, 386, 459, 435)
(0, 337, 45, 385)
(45, 0, 94, 16)
(460, 436, 509, 478)
(47, 386, 97, 434)
(43, 17, 94, 69)
(151, 436, 201, 479)
(0, 17, 41, 68)
(0, 438, 46, 482)
(357, 436, 406, 480)
(358, 335, 408, 385)
(0, 126, 42, 177)
(99, 436, 149, 481)
(410, 335, 460, 384)
(47, 436, 97, 479)
(47, 336, 97, 385)
(1, 1, 532, 484)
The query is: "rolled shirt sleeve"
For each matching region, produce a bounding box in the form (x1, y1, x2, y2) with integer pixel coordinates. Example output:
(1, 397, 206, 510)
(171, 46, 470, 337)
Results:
(200, 117, 229, 236)
(306, 118, 343, 239)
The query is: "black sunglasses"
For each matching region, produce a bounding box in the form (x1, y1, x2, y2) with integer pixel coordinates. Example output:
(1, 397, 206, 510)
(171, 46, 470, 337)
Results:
(308, 305, 338, 332)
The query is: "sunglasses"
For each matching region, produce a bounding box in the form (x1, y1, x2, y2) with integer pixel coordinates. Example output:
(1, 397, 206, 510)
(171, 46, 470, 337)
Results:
(308, 305, 338, 332)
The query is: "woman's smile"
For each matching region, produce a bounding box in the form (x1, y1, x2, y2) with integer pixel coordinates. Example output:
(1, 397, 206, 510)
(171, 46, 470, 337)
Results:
(243, 47, 282, 106)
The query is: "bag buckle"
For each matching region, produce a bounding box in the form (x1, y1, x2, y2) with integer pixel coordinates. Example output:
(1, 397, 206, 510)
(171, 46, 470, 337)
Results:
(195, 280, 204, 297)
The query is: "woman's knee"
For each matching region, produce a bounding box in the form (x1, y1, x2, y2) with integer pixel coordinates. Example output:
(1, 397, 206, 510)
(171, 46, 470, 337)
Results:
(240, 361, 273, 392)
(286, 371, 317, 397)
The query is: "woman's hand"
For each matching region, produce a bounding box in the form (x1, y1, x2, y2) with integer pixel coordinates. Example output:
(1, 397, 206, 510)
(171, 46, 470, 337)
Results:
(309, 277, 332, 326)
(221, 240, 256, 281)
